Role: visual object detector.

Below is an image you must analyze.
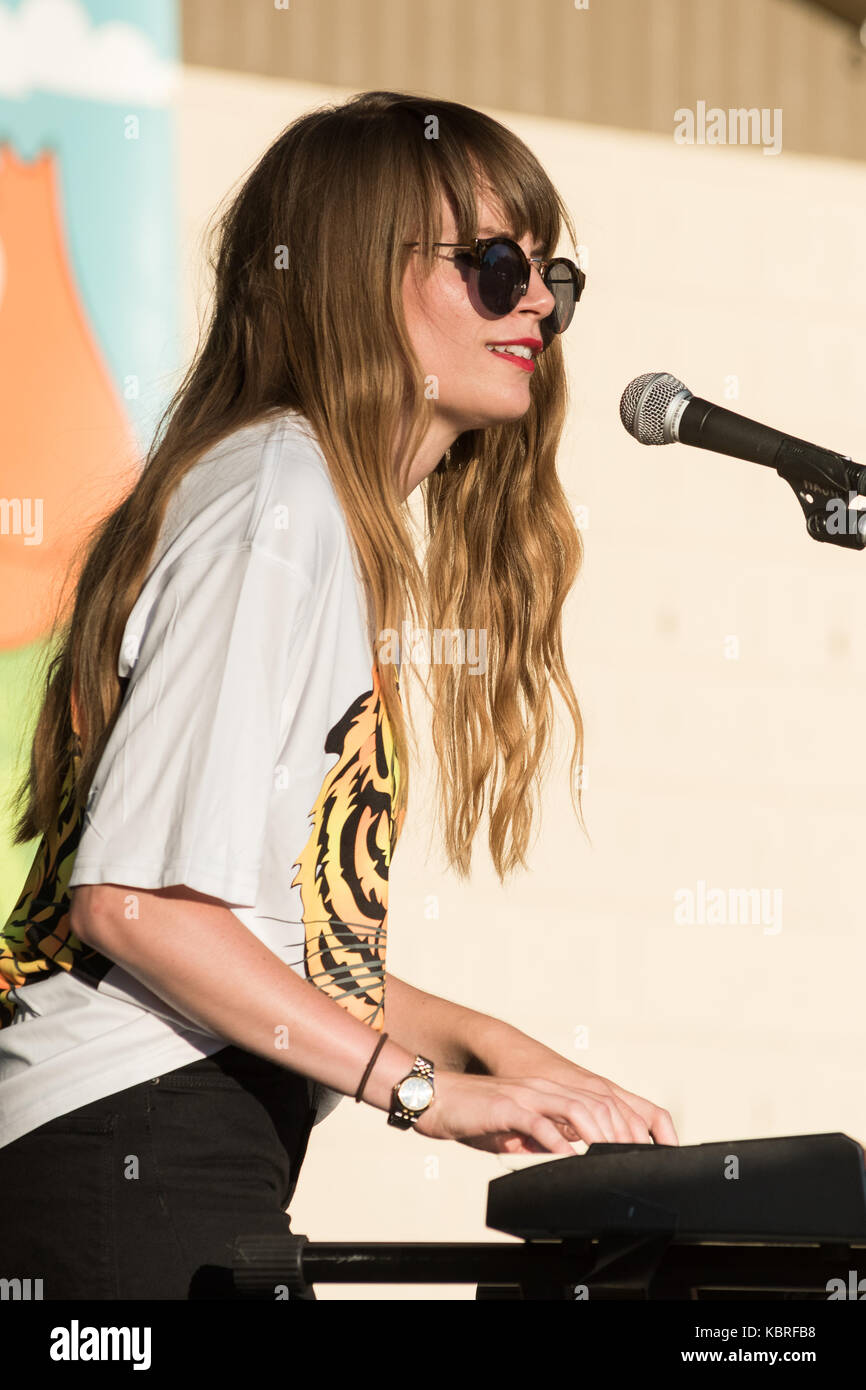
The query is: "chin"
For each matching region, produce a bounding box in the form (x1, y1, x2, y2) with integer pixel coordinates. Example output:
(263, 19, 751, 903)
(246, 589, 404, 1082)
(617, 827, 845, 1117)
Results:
(463, 396, 532, 430)
(493, 398, 532, 424)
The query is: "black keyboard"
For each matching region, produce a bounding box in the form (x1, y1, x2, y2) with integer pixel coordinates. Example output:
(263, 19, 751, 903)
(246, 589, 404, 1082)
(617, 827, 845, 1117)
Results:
(486, 1132, 866, 1243)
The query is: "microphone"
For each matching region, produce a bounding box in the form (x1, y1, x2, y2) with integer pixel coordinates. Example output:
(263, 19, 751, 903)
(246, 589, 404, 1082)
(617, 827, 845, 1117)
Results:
(619, 372, 866, 548)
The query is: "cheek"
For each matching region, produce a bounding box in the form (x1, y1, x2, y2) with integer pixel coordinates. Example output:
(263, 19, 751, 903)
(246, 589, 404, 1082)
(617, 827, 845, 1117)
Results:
(434, 277, 481, 349)
(404, 271, 481, 374)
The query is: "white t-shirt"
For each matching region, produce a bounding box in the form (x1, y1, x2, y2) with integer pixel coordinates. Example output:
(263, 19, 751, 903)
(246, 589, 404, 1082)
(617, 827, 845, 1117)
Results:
(0, 409, 405, 1149)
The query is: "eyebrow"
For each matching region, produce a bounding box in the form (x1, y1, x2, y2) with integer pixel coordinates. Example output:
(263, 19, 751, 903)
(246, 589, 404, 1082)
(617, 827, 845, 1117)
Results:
(477, 225, 547, 257)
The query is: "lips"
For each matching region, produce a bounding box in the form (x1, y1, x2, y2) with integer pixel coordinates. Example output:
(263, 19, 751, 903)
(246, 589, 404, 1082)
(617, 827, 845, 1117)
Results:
(485, 338, 541, 374)
(486, 338, 543, 355)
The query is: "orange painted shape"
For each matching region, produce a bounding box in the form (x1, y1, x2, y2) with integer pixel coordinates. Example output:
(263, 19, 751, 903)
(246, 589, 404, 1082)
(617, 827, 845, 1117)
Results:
(0, 145, 140, 649)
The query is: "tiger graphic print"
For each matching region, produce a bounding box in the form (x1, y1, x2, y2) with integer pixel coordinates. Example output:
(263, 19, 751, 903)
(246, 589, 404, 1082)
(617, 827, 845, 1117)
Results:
(0, 734, 110, 1028)
(291, 661, 405, 1031)
(0, 663, 404, 1031)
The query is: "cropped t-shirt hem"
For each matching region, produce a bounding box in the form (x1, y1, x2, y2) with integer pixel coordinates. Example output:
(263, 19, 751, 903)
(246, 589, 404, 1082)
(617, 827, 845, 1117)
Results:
(0, 1030, 230, 1151)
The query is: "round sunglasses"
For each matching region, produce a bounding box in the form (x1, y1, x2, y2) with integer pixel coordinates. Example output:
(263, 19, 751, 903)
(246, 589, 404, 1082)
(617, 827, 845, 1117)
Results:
(404, 235, 585, 334)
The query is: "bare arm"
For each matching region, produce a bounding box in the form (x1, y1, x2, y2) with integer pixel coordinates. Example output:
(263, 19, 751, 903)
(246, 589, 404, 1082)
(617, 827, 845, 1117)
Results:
(382, 972, 679, 1146)
(70, 885, 676, 1151)
(382, 971, 500, 1075)
(69, 883, 417, 1113)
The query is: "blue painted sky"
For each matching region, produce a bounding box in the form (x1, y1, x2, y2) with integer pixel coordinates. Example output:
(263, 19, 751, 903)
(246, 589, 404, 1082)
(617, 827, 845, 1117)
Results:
(0, 0, 181, 454)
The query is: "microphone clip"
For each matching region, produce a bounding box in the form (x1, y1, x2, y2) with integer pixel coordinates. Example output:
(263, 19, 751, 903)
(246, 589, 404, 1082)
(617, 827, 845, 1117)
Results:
(774, 441, 866, 550)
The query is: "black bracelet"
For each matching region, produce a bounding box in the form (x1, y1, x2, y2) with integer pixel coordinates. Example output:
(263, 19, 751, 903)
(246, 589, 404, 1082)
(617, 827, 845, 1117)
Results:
(355, 1030, 390, 1103)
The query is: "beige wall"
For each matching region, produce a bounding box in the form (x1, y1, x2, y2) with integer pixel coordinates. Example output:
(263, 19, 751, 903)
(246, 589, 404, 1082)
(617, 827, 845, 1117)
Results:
(180, 0, 866, 164)
(177, 66, 866, 1298)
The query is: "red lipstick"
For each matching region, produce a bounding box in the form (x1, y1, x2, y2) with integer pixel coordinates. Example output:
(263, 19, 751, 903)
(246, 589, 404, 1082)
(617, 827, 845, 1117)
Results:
(485, 337, 542, 374)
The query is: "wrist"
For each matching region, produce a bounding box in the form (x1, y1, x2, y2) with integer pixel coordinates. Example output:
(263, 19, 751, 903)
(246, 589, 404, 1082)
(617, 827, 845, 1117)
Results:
(386, 1053, 437, 1131)
(355, 1036, 419, 1112)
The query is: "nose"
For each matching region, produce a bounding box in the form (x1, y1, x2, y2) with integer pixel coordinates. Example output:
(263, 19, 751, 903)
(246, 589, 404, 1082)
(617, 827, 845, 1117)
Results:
(521, 264, 556, 320)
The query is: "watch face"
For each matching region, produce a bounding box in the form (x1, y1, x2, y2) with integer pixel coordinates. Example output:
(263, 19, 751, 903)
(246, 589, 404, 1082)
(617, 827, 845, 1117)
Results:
(397, 1076, 434, 1111)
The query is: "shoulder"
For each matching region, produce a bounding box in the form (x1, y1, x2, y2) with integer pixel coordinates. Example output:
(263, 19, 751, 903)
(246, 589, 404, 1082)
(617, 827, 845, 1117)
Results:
(258, 412, 349, 544)
(158, 410, 352, 586)
(249, 412, 351, 579)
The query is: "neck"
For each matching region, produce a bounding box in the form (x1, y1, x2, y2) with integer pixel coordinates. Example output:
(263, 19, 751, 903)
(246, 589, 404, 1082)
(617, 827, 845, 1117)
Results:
(396, 414, 462, 501)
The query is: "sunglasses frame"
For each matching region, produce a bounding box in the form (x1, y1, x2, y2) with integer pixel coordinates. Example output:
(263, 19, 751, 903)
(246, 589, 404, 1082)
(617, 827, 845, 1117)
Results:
(404, 235, 586, 332)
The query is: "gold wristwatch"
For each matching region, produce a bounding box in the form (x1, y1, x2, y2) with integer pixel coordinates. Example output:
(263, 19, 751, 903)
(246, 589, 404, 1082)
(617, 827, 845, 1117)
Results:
(387, 1054, 435, 1130)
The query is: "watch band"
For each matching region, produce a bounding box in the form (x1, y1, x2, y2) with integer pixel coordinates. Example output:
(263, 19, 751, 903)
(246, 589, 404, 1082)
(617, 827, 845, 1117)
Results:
(387, 1054, 435, 1130)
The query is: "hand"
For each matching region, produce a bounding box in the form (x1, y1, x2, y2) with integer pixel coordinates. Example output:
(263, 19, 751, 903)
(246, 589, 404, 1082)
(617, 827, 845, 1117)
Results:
(413, 1070, 669, 1155)
(538, 1062, 679, 1147)
(470, 1027, 679, 1147)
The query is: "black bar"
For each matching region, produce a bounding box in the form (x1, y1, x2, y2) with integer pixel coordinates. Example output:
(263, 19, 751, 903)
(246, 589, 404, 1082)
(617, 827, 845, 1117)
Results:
(234, 1234, 866, 1298)
(299, 1240, 866, 1288)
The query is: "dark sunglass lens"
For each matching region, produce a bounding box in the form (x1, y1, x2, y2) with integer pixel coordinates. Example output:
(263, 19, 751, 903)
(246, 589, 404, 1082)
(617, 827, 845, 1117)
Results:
(543, 260, 579, 334)
(478, 241, 524, 315)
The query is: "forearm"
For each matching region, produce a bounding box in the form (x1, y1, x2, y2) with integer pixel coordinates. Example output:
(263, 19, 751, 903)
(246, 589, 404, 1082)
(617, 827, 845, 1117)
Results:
(466, 1016, 568, 1073)
(69, 884, 417, 1112)
(383, 971, 523, 1075)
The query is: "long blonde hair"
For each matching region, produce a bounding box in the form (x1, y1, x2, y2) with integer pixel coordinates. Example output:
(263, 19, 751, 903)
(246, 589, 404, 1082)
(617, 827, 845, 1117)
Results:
(8, 89, 585, 880)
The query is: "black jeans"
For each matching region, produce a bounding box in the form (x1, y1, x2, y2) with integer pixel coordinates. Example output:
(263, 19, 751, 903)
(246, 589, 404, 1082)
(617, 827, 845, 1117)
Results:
(0, 1045, 318, 1300)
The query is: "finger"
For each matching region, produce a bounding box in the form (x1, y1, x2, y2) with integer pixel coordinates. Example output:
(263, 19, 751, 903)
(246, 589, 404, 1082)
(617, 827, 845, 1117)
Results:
(649, 1108, 679, 1146)
(615, 1103, 654, 1145)
(514, 1085, 619, 1144)
(621, 1093, 678, 1145)
(611, 1089, 679, 1147)
(514, 1084, 631, 1139)
(569, 1089, 656, 1145)
(554, 1099, 614, 1146)
(498, 1133, 541, 1155)
(515, 1106, 579, 1155)
(556, 1120, 583, 1143)
(489, 1096, 587, 1150)
(463, 1131, 549, 1156)
(592, 1096, 648, 1145)
(566, 1095, 620, 1144)
(514, 1077, 651, 1140)
(514, 1079, 665, 1146)
(507, 1085, 610, 1144)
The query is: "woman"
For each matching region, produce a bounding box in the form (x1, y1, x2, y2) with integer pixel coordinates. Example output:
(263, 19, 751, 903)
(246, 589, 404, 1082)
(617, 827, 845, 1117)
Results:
(0, 90, 676, 1300)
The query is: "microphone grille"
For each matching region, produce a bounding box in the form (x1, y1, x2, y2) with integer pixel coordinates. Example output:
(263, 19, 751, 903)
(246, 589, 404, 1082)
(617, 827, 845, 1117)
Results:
(620, 372, 690, 445)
